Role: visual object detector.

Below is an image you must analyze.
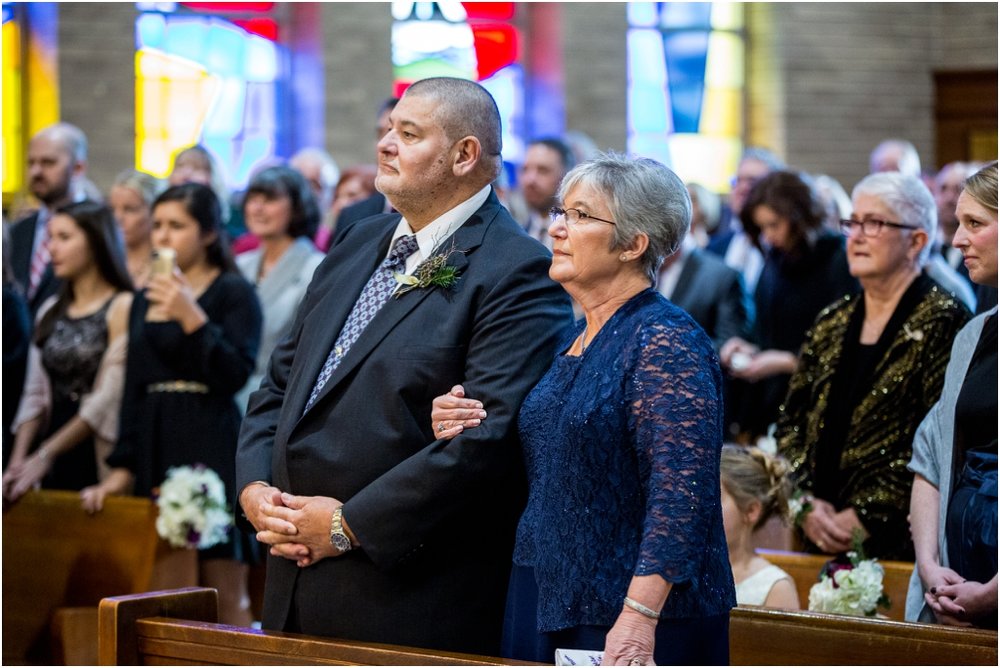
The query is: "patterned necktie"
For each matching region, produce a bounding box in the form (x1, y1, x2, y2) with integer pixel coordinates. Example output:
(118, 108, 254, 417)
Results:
(27, 214, 51, 300)
(304, 234, 420, 412)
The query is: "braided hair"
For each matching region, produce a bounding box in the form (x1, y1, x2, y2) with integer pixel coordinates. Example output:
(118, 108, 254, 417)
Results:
(720, 444, 793, 530)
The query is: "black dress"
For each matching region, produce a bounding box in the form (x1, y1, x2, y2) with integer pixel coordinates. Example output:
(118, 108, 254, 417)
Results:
(734, 232, 859, 438)
(109, 272, 261, 560)
(37, 297, 115, 491)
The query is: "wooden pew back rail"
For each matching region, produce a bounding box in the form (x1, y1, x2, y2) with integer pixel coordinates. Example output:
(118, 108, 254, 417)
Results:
(101, 589, 998, 666)
(99, 588, 540, 666)
(730, 605, 998, 665)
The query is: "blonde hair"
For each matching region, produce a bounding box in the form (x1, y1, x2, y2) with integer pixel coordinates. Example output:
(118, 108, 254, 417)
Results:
(964, 161, 998, 214)
(721, 444, 792, 529)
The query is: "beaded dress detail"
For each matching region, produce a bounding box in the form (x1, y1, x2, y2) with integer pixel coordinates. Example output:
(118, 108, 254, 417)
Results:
(37, 297, 113, 489)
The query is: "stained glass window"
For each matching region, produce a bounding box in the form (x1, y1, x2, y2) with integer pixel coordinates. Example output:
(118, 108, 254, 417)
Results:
(134, 2, 284, 188)
(627, 2, 744, 192)
(391, 1, 524, 163)
(2, 2, 60, 197)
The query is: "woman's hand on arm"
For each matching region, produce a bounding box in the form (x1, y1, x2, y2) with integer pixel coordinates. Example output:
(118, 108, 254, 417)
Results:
(601, 574, 670, 666)
(430, 385, 487, 440)
(4, 415, 96, 501)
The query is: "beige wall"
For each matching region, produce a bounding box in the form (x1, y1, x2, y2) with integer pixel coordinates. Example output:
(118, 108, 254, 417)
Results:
(47, 2, 999, 198)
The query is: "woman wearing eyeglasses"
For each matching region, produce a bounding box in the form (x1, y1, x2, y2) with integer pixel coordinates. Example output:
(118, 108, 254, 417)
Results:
(776, 171, 970, 561)
(430, 153, 735, 665)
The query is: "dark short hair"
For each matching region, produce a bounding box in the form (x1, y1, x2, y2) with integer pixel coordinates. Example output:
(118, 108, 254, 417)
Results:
(405, 77, 502, 180)
(245, 165, 321, 239)
(528, 137, 576, 172)
(741, 170, 825, 253)
(153, 183, 237, 273)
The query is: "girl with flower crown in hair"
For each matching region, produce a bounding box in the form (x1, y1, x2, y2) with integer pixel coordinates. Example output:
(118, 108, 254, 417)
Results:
(720, 444, 800, 608)
(80, 183, 262, 626)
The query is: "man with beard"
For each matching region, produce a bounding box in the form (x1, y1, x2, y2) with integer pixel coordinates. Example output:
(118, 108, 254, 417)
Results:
(9, 123, 88, 315)
(515, 138, 575, 249)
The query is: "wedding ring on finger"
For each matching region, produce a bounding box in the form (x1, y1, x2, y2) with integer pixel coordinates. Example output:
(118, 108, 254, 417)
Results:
(628, 658, 643, 666)
(437, 422, 446, 433)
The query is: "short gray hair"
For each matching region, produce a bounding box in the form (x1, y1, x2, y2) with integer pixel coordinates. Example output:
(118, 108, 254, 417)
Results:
(35, 122, 88, 164)
(852, 171, 937, 266)
(870, 139, 921, 178)
(404, 77, 502, 181)
(113, 168, 164, 207)
(558, 152, 691, 282)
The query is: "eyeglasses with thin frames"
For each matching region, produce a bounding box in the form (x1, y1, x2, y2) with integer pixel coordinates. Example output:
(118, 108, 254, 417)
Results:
(839, 218, 920, 237)
(549, 206, 617, 227)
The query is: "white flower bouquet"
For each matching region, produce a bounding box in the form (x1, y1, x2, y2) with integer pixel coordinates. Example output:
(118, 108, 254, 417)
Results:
(808, 550, 890, 617)
(155, 464, 233, 550)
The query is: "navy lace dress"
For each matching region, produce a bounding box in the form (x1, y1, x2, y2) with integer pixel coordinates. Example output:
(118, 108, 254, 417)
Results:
(504, 288, 736, 665)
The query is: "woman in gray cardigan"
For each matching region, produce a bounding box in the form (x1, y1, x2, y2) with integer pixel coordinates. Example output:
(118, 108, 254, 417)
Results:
(906, 162, 997, 628)
(235, 166, 324, 413)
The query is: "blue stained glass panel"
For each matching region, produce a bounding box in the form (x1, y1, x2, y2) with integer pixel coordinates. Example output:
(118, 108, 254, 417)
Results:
(205, 21, 245, 76)
(660, 2, 712, 29)
(136, 12, 166, 48)
(163, 18, 207, 63)
(663, 31, 709, 133)
(627, 2, 658, 27)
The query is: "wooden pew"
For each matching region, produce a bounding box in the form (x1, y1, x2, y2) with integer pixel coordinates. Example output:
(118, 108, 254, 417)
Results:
(730, 605, 998, 665)
(101, 589, 1000, 667)
(757, 548, 914, 621)
(2, 489, 159, 664)
(99, 588, 543, 666)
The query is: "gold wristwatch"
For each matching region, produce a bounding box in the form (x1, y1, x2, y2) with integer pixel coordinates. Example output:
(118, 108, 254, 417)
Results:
(329, 507, 352, 553)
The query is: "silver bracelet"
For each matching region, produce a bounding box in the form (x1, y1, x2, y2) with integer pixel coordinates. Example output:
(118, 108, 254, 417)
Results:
(623, 596, 660, 620)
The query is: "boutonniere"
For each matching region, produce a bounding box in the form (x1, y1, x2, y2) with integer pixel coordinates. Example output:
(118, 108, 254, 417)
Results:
(393, 241, 465, 298)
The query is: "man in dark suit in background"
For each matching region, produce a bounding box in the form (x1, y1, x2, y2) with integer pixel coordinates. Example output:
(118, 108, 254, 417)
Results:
(236, 77, 573, 655)
(9, 122, 88, 315)
(657, 236, 749, 351)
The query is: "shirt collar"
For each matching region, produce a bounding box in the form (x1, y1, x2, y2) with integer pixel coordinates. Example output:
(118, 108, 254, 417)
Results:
(388, 184, 491, 269)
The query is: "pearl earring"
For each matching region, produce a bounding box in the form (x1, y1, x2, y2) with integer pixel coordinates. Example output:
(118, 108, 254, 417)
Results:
(619, 253, 628, 262)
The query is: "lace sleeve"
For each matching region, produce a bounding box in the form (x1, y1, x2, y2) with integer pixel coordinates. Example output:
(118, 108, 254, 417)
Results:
(628, 318, 724, 584)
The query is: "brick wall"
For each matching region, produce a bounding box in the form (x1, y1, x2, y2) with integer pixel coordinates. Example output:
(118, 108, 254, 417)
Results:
(49, 3, 997, 198)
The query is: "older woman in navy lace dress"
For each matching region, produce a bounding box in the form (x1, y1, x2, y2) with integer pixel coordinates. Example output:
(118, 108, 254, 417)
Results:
(432, 153, 735, 665)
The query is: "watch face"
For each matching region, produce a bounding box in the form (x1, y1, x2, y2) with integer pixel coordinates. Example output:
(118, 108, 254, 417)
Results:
(330, 532, 351, 552)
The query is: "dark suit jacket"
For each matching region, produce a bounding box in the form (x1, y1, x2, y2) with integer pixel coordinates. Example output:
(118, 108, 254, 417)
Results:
(236, 190, 573, 654)
(669, 248, 749, 350)
(330, 192, 388, 248)
(9, 212, 60, 316)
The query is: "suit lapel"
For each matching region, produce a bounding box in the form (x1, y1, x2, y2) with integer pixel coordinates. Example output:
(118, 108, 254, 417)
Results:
(300, 195, 497, 416)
